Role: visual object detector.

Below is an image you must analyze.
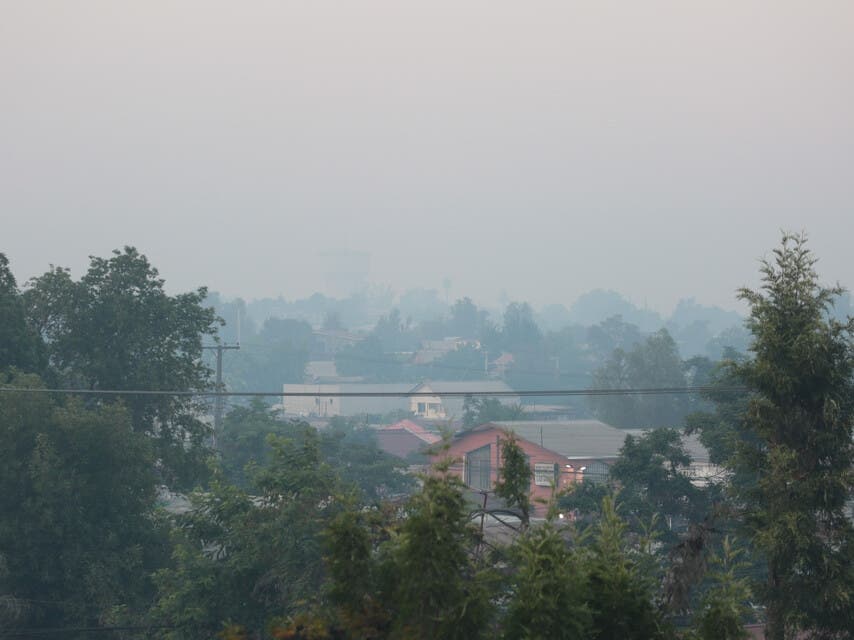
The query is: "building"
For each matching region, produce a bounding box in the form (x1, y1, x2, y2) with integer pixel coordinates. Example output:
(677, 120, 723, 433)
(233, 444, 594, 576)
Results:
(375, 419, 441, 459)
(411, 337, 480, 365)
(490, 420, 630, 483)
(281, 383, 412, 417)
(409, 380, 519, 419)
(283, 380, 519, 420)
(440, 424, 581, 514)
(492, 421, 718, 487)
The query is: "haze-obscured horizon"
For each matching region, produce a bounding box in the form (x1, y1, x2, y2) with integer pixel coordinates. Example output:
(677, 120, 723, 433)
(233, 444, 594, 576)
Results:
(3, 1, 852, 314)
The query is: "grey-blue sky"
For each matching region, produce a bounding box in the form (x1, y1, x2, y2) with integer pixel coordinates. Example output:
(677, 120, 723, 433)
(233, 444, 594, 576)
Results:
(2, 1, 852, 314)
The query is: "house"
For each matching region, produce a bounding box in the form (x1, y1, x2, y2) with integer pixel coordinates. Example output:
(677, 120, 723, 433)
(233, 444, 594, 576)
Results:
(492, 421, 718, 487)
(282, 379, 519, 421)
(490, 420, 630, 483)
(409, 380, 519, 419)
(489, 352, 514, 378)
(439, 424, 581, 514)
(374, 419, 441, 459)
(412, 337, 480, 365)
(281, 383, 412, 417)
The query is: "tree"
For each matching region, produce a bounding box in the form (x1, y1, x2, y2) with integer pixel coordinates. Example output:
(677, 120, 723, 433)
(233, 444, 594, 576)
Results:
(218, 398, 294, 487)
(384, 459, 492, 639)
(152, 427, 342, 639)
(502, 302, 542, 352)
(586, 315, 643, 363)
(693, 537, 752, 640)
(724, 233, 854, 639)
(461, 396, 525, 428)
(608, 429, 707, 543)
(224, 317, 310, 392)
(319, 418, 415, 502)
(0, 253, 44, 373)
(23, 247, 220, 486)
(448, 297, 482, 339)
(589, 329, 690, 428)
(426, 343, 488, 380)
(503, 523, 592, 640)
(494, 433, 533, 527)
(582, 496, 672, 640)
(0, 372, 164, 631)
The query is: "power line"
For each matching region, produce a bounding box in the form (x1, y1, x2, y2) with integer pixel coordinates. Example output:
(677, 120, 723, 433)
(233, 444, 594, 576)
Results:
(0, 624, 184, 637)
(0, 385, 746, 398)
(231, 344, 593, 381)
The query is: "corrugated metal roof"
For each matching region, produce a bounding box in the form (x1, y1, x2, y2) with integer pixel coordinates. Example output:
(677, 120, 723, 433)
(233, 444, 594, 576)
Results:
(489, 420, 630, 459)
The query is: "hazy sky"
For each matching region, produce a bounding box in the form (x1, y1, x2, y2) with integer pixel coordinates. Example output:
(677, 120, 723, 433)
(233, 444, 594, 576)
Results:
(2, 1, 852, 314)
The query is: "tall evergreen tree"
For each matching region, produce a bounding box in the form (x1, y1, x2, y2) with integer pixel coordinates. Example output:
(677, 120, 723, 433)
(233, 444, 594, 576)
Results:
(731, 233, 854, 639)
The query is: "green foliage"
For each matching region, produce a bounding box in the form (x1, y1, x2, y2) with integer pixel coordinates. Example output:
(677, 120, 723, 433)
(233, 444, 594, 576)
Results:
(318, 420, 414, 502)
(23, 247, 220, 486)
(582, 496, 672, 640)
(502, 302, 543, 352)
(220, 405, 413, 500)
(152, 427, 343, 639)
(384, 464, 492, 639)
(693, 537, 752, 640)
(223, 317, 311, 392)
(462, 396, 525, 428)
(609, 429, 707, 542)
(218, 398, 294, 487)
(335, 336, 412, 382)
(0, 253, 45, 374)
(503, 523, 592, 640)
(0, 372, 164, 630)
(448, 297, 485, 339)
(425, 343, 488, 380)
(558, 480, 611, 527)
(590, 329, 691, 428)
(726, 233, 854, 639)
(586, 315, 643, 362)
(494, 433, 532, 526)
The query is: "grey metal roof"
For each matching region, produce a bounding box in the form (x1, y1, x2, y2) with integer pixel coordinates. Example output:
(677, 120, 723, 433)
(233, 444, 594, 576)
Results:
(623, 428, 711, 462)
(490, 420, 631, 460)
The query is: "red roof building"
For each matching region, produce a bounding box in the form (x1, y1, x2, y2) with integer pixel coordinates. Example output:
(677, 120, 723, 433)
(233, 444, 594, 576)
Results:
(437, 424, 581, 515)
(375, 419, 441, 459)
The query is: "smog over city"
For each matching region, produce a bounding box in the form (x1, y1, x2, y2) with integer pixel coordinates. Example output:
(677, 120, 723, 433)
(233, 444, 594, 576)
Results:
(2, 3, 853, 639)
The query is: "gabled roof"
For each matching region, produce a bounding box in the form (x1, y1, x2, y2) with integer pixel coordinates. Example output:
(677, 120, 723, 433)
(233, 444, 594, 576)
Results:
(379, 419, 441, 444)
(487, 420, 630, 460)
(449, 424, 571, 462)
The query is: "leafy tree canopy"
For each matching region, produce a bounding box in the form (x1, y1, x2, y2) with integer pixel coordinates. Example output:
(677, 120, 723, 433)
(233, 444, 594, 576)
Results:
(23, 247, 220, 486)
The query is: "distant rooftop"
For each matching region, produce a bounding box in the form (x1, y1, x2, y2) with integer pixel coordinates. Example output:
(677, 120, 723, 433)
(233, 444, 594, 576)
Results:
(378, 419, 441, 444)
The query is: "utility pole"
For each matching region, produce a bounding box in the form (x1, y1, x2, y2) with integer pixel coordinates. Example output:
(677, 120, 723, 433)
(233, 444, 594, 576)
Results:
(203, 343, 240, 448)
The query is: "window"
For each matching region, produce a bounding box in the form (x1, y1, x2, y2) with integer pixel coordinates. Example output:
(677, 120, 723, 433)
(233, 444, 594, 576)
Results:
(417, 402, 426, 414)
(465, 444, 491, 490)
(534, 462, 557, 487)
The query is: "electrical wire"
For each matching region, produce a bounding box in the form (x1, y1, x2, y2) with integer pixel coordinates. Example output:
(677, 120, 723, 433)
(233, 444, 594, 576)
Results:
(0, 385, 746, 398)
